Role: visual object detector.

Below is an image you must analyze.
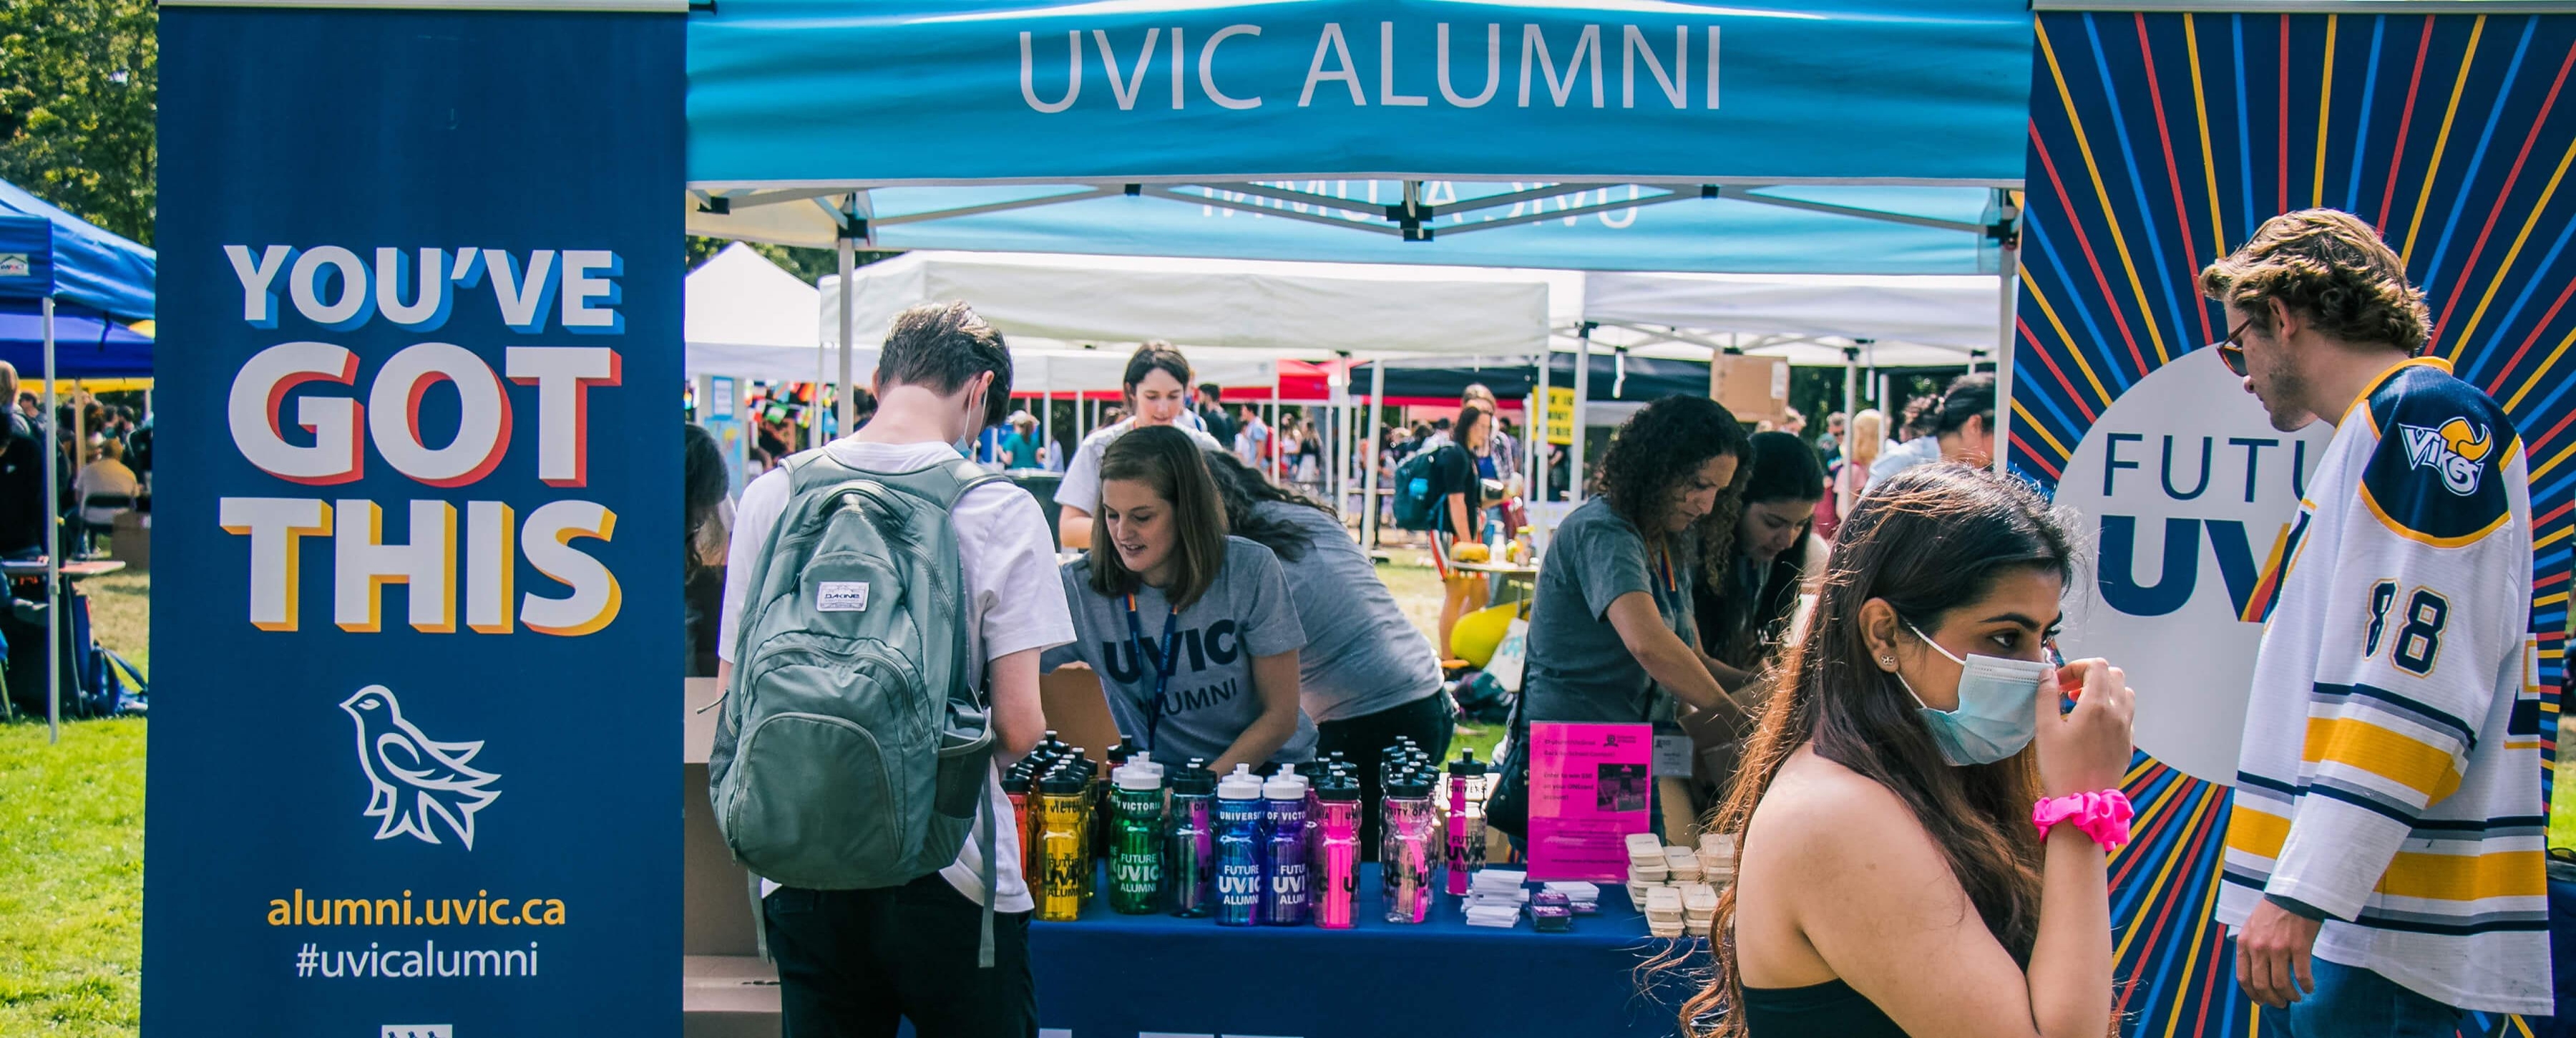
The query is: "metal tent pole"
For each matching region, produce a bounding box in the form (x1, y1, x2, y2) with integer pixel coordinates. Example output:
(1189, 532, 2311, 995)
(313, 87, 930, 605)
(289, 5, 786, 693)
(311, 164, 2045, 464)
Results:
(1360, 361, 1386, 550)
(1532, 349, 1552, 508)
(1569, 324, 1593, 505)
(834, 230, 857, 435)
(1843, 347, 1860, 424)
(1994, 236, 2021, 475)
(42, 297, 59, 743)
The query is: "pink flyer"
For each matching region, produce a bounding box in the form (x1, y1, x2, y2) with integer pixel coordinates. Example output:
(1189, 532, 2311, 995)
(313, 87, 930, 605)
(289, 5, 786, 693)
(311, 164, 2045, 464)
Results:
(1526, 722, 1654, 881)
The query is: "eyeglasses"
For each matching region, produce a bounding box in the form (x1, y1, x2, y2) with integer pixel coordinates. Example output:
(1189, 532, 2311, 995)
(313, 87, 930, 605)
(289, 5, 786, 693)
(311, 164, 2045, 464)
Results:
(2215, 319, 2255, 377)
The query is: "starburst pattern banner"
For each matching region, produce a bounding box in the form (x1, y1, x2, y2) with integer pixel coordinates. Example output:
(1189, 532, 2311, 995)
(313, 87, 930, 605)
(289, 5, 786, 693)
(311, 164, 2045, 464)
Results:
(2011, 10, 2567, 1036)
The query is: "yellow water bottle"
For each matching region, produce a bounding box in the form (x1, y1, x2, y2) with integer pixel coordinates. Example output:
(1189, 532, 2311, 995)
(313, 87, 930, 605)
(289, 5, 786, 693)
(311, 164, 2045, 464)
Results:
(1035, 768, 1088, 922)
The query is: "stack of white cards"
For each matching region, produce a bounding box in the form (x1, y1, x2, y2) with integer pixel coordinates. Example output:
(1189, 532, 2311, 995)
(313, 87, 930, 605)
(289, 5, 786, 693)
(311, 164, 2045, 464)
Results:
(1679, 881, 1718, 933)
(1699, 833, 1739, 886)
(1541, 881, 1601, 913)
(1626, 832, 1669, 903)
(1644, 885, 1686, 938)
(1463, 869, 1529, 928)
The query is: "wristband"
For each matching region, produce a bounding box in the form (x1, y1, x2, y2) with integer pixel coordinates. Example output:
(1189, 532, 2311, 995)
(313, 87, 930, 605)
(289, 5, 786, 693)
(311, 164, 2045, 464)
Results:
(2031, 790, 2133, 852)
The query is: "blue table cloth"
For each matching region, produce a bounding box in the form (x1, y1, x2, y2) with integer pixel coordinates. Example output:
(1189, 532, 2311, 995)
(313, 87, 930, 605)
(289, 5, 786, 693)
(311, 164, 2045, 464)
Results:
(1030, 865, 1704, 1037)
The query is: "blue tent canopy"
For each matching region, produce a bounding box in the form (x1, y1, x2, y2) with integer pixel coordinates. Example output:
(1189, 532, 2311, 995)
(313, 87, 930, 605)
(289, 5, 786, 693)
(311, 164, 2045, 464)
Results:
(0, 309, 153, 379)
(0, 179, 155, 321)
(684, 1, 2032, 274)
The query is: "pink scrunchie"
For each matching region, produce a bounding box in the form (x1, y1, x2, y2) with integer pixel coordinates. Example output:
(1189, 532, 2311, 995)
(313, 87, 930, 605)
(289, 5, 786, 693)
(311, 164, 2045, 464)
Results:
(2031, 790, 2135, 852)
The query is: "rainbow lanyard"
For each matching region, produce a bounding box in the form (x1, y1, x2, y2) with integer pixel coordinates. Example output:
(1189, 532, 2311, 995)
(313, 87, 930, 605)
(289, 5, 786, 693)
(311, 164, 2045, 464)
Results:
(1122, 593, 1181, 744)
(1654, 545, 1679, 597)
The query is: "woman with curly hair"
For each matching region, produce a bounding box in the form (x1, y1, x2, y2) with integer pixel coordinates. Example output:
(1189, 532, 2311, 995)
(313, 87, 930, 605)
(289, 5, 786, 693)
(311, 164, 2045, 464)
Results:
(1488, 395, 1754, 838)
(1694, 431, 1827, 683)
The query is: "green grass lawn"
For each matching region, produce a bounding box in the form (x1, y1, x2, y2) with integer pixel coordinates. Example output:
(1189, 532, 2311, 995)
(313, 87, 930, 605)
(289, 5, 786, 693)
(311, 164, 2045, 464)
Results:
(0, 717, 145, 1038)
(2558, 760, 2576, 851)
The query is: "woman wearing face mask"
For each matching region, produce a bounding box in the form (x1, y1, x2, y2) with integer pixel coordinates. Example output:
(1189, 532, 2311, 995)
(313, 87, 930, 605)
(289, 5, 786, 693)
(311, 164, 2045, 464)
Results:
(1689, 463, 2134, 1038)
(1695, 432, 1828, 684)
(1055, 341, 1226, 549)
(1487, 396, 1753, 839)
(1041, 426, 1316, 773)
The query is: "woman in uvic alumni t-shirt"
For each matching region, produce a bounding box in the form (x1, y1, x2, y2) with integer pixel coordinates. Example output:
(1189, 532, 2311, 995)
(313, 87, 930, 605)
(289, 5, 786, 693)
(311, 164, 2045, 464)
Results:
(1042, 425, 1315, 772)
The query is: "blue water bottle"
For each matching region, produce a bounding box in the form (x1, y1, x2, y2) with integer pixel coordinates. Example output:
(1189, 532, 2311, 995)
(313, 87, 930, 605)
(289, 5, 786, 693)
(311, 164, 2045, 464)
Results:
(1261, 767, 1311, 926)
(1213, 765, 1266, 926)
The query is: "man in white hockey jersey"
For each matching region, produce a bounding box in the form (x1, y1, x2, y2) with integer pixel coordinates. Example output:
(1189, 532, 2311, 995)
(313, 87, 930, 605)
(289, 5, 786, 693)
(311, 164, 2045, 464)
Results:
(2205, 209, 2553, 1032)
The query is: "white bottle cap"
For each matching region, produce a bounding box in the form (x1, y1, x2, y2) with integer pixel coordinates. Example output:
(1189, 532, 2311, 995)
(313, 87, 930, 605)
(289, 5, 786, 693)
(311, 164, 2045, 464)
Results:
(1115, 763, 1161, 792)
(1262, 770, 1308, 802)
(1217, 764, 1264, 800)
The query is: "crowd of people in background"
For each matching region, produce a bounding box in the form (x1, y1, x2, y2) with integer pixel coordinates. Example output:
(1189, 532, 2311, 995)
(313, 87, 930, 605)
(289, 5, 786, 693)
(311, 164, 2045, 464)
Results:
(0, 359, 151, 561)
(684, 208, 2547, 1038)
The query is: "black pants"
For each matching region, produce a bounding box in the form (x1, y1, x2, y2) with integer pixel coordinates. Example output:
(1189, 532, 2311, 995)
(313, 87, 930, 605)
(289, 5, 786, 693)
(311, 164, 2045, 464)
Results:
(763, 875, 1036, 1038)
(1314, 690, 1455, 860)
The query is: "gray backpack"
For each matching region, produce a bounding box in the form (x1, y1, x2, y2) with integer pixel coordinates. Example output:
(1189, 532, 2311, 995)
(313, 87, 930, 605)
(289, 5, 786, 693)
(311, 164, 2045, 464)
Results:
(708, 450, 1005, 965)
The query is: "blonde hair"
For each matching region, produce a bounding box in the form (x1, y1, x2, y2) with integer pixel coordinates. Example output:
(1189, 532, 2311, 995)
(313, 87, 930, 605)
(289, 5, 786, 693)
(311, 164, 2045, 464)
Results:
(1848, 409, 1885, 469)
(2199, 208, 2430, 354)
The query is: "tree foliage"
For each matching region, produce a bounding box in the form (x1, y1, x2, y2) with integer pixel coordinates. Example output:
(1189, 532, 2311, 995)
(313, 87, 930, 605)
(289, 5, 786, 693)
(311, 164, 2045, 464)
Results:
(0, 0, 157, 245)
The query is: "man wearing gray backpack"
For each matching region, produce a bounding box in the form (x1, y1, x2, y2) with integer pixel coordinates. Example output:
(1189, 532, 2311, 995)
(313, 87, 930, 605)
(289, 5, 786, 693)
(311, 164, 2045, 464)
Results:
(712, 301, 1072, 1038)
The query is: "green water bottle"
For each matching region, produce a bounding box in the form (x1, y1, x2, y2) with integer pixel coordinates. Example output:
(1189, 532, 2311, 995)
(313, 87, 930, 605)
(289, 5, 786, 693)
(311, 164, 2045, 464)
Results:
(1108, 756, 1166, 914)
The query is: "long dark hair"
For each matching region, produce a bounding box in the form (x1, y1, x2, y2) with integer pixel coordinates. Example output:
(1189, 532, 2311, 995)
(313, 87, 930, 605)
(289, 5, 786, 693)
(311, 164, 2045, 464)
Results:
(1699, 432, 1827, 665)
(683, 422, 728, 584)
(1088, 425, 1231, 608)
(1594, 394, 1754, 575)
(1201, 447, 1333, 562)
(1688, 463, 2076, 1037)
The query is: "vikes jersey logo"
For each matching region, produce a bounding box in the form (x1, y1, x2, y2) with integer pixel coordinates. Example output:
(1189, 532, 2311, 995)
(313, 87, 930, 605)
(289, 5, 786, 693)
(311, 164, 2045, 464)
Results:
(2398, 417, 2493, 496)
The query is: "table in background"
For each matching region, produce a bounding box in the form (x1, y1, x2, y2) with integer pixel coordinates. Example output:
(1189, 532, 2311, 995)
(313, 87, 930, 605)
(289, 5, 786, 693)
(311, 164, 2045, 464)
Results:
(1033, 865, 1702, 1037)
(1452, 558, 1541, 608)
(1, 558, 126, 581)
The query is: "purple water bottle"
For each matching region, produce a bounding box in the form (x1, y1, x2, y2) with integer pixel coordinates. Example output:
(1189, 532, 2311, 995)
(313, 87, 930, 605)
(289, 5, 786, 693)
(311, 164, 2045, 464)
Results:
(1381, 768, 1435, 923)
(1444, 750, 1489, 896)
(1213, 765, 1266, 926)
(1314, 777, 1362, 929)
(1261, 768, 1310, 925)
(1165, 759, 1217, 918)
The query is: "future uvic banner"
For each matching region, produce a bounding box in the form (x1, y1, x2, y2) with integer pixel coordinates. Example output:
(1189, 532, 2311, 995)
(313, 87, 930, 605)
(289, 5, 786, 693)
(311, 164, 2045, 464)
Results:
(2010, 9, 2570, 1036)
(152, 6, 683, 1034)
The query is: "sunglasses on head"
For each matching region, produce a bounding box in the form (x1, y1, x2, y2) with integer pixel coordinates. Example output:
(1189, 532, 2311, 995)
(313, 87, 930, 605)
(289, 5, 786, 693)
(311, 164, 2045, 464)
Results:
(2214, 318, 2257, 377)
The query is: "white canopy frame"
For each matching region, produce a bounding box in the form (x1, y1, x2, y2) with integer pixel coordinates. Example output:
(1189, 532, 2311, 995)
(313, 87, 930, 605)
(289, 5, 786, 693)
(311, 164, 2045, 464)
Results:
(700, 185, 2023, 542)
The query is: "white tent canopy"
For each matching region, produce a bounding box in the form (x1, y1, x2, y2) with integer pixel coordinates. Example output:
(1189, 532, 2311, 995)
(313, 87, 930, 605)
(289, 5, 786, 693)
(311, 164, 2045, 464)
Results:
(1577, 271, 2005, 368)
(821, 251, 1552, 357)
(684, 242, 824, 382)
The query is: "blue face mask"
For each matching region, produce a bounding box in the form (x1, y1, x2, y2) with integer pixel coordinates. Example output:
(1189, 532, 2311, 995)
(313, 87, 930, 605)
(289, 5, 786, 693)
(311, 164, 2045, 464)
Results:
(1896, 621, 2051, 766)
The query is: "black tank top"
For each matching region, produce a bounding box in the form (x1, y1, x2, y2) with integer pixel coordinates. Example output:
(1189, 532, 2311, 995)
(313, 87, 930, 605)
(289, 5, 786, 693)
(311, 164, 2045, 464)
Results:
(1740, 978, 1908, 1037)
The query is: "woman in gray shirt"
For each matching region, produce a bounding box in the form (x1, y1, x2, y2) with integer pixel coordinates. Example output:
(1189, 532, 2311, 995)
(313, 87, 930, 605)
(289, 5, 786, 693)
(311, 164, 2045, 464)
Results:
(1042, 426, 1315, 772)
(1204, 450, 1450, 849)
(1491, 395, 1755, 838)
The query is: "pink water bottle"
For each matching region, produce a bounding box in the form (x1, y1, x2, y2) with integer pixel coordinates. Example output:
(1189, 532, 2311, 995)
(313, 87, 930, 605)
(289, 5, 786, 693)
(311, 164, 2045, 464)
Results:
(1314, 776, 1362, 929)
(1444, 750, 1489, 896)
(1380, 769, 1435, 924)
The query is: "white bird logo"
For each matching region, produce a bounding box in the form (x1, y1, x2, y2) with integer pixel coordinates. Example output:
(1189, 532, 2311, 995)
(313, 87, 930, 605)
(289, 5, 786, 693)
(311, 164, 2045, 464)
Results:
(340, 686, 502, 850)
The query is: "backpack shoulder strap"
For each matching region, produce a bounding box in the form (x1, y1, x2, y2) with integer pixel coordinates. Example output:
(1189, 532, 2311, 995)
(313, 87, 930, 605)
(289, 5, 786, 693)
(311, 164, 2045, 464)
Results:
(868, 457, 1008, 511)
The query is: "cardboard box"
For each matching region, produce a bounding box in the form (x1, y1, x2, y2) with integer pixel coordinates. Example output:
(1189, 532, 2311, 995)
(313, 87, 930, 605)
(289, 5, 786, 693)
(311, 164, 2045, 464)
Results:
(1038, 664, 1123, 765)
(1709, 355, 1791, 425)
(109, 511, 148, 570)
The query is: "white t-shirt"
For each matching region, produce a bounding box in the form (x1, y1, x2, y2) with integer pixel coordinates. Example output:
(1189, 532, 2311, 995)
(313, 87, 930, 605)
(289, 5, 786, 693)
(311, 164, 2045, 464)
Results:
(719, 438, 1075, 912)
(1053, 417, 1226, 517)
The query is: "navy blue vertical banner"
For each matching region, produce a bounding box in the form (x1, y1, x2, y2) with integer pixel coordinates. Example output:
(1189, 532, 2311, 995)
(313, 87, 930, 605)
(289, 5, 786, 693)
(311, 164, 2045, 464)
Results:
(151, 7, 683, 1036)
